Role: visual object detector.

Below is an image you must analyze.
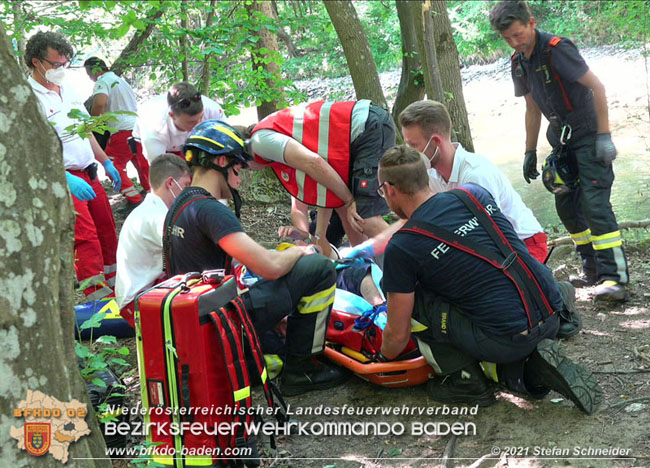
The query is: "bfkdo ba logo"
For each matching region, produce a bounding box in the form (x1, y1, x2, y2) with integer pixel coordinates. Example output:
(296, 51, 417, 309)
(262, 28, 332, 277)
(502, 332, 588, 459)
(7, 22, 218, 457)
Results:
(25, 422, 51, 456)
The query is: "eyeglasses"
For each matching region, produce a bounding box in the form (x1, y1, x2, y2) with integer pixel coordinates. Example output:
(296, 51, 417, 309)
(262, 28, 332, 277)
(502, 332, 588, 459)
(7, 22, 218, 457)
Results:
(377, 180, 393, 198)
(171, 92, 202, 110)
(41, 57, 70, 69)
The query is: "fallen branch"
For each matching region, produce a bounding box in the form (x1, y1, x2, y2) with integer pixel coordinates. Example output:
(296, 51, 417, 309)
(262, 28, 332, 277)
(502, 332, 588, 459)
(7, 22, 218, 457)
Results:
(441, 434, 457, 468)
(593, 368, 650, 374)
(608, 396, 650, 409)
(548, 220, 650, 246)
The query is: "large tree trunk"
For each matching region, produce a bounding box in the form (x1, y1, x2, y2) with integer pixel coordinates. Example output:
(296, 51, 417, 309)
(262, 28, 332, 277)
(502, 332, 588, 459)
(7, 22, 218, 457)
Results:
(0, 24, 110, 466)
(392, 0, 426, 134)
(421, 1, 445, 102)
(429, 0, 474, 151)
(200, 0, 218, 95)
(112, 5, 165, 76)
(324, 0, 388, 109)
(246, 0, 285, 120)
(179, 1, 190, 82)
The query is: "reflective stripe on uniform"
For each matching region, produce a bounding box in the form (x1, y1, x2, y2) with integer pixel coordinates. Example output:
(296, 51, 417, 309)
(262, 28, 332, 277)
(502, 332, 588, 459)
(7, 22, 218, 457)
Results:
(570, 228, 592, 246)
(233, 386, 251, 402)
(316, 102, 333, 207)
(480, 361, 499, 383)
(121, 185, 141, 198)
(415, 337, 443, 374)
(591, 230, 623, 250)
(292, 104, 307, 200)
(612, 245, 629, 284)
(410, 318, 428, 332)
(86, 286, 113, 302)
(264, 354, 284, 380)
(297, 284, 336, 314)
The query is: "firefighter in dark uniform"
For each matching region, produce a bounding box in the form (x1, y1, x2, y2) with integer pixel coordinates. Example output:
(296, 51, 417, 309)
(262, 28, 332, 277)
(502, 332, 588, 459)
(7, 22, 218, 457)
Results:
(490, 1, 629, 302)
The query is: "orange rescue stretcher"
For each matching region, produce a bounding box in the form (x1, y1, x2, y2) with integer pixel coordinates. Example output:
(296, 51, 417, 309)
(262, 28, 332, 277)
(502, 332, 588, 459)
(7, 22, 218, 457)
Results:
(324, 288, 434, 387)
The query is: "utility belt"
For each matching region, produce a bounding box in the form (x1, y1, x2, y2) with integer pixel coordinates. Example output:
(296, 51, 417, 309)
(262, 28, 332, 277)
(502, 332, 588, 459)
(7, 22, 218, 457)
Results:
(127, 136, 140, 156)
(547, 107, 597, 145)
(68, 163, 98, 181)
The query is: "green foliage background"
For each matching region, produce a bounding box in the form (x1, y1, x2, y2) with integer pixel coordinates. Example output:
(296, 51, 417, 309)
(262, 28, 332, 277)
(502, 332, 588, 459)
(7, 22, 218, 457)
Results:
(2, 0, 647, 106)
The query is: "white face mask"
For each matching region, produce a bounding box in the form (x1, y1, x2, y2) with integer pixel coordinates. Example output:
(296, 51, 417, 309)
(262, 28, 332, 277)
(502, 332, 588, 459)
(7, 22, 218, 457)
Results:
(420, 135, 440, 170)
(169, 178, 184, 200)
(40, 63, 66, 86)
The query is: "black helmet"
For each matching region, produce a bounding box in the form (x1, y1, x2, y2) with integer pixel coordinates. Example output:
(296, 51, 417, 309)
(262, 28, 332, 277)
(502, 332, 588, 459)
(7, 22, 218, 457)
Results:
(184, 120, 251, 168)
(542, 148, 579, 195)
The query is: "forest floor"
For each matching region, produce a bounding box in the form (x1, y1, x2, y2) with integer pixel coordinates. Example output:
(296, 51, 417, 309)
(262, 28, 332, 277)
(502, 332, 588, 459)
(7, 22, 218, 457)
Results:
(107, 46, 650, 468)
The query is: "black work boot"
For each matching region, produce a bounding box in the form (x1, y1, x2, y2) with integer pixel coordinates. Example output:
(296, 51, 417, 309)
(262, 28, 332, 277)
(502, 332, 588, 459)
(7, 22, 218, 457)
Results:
(569, 254, 598, 288)
(426, 362, 496, 407)
(593, 280, 629, 303)
(555, 281, 582, 339)
(527, 339, 602, 414)
(280, 355, 350, 397)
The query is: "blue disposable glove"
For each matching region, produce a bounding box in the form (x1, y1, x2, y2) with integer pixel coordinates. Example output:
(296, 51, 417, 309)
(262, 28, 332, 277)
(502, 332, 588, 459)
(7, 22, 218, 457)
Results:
(595, 133, 617, 164)
(66, 172, 96, 201)
(339, 240, 375, 260)
(102, 160, 122, 192)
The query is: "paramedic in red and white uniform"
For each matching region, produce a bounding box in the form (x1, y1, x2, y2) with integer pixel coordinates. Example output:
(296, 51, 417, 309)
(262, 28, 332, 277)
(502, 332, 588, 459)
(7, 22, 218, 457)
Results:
(133, 82, 227, 163)
(248, 100, 395, 247)
(26, 31, 122, 301)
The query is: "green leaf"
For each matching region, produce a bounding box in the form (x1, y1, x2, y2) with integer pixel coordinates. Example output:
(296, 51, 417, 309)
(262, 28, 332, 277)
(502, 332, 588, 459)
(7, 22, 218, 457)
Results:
(115, 23, 131, 39)
(92, 378, 107, 388)
(388, 448, 402, 456)
(75, 342, 92, 359)
(117, 347, 130, 355)
(109, 358, 130, 367)
(79, 312, 107, 330)
(95, 335, 117, 344)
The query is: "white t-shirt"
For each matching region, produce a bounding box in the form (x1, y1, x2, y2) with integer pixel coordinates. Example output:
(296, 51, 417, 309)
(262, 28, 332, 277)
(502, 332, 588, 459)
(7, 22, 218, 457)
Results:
(29, 77, 95, 171)
(428, 144, 543, 240)
(92, 71, 137, 132)
(115, 193, 168, 308)
(133, 94, 227, 162)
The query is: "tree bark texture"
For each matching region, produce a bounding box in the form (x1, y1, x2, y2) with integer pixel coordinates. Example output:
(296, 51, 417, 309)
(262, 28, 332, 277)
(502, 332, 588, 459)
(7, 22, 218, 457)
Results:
(112, 5, 165, 76)
(201, 0, 218, 95)
(179, 1, 190, 82)
(421, 1, 445, 102)
(0, 24, 110, 467)
(246, 0, 285, 120)
(324, 0, 388, 109)
(429, 0, 474, 151)
(392, 0, 426, 134)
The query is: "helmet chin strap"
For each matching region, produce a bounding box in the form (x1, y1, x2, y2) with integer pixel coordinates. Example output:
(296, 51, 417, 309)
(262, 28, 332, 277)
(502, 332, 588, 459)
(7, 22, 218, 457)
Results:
(208, 160, 242, 218)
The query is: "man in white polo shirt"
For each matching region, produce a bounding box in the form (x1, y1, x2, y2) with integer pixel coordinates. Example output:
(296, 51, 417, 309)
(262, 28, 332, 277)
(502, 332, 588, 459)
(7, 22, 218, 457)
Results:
(84, 56, 150, 205)
(115, 154, 191, 327)
(399, 100, 549, 263)
(132, 82, 227, 162)
(26, 31, 122, 301)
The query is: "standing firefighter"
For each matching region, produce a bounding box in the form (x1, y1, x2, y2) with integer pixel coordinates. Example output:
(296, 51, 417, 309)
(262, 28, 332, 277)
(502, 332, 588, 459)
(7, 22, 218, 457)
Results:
(490, 0, 629, 302)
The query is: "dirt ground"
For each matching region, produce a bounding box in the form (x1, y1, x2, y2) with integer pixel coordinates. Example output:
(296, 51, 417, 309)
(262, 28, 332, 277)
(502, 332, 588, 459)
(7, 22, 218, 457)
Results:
(106, 48, 650, 468)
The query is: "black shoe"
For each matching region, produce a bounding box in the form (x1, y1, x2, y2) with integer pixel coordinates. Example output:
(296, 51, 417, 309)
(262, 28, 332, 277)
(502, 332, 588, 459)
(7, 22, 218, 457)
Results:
(280, 356, 350, 397)
(569, 273, 598, 288)
(556, 281, 582, 339)
(426, 363, 496, 407)
(528, 339, 601, 414)
(593, 281, 628, 303)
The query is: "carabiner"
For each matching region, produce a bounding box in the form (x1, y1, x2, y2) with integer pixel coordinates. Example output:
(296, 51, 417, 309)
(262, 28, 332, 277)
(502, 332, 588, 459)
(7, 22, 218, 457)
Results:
(560, 124, 572, 145)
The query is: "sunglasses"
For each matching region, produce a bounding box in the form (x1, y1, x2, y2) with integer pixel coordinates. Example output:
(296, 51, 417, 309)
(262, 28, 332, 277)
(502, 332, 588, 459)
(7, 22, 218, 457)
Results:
(41, 57, 70, 69)
(171, 92, 202, 110)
